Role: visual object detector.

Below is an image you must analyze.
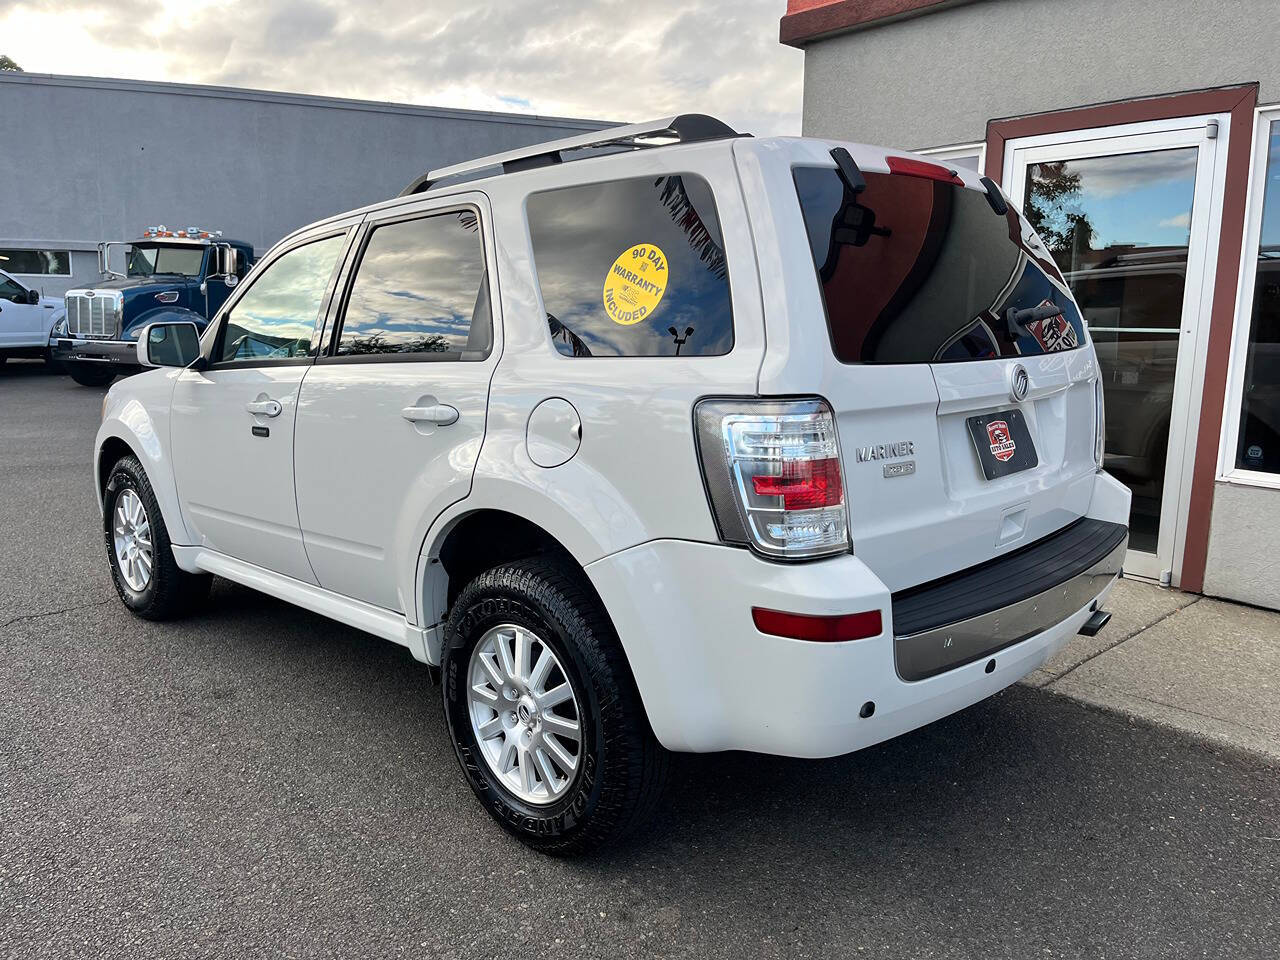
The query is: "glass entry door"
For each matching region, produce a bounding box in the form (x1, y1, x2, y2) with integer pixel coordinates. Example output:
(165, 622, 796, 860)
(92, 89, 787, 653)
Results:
(1005, 118, 1229, 581)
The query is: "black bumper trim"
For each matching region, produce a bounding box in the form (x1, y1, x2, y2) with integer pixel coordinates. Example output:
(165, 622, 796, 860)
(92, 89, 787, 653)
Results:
(891, 517, 1129, 639)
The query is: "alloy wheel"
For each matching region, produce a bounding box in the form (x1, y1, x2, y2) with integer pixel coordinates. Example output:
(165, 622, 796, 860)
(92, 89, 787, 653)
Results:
(466, 623, 583, 805)
(112, 489, 153, 592)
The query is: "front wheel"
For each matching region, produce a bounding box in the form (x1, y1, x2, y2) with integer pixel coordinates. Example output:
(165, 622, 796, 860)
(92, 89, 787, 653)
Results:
(103, 455, 211, 619)
(67, 361, 116, 387)
(441, 558, 669, 854)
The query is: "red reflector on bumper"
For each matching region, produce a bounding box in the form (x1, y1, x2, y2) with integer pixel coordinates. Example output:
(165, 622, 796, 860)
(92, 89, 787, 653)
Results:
(751, 607, 883, 642)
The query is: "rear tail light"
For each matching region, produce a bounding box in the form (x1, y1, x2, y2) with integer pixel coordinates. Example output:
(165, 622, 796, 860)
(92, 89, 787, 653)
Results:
(1094, 377, 1106, 469)
(694, 398, 850, 559)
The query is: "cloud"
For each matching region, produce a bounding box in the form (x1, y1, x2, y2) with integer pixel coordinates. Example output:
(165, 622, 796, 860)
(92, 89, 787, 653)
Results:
(0, 0, 802, 134)
(1158, 212, 1191, 229)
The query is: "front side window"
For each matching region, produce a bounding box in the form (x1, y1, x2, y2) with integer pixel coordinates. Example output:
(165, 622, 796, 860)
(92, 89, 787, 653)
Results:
(217, 234, 345, 363)
(337, 211, 489, 357)
(1236, 120, 1280, 475)
(0, 274, 25, 301)
(794, 167, 1086, 363)
(127, 244, 206, 278)
(0, 249, 70, 275)
(527, 174, 733, 357)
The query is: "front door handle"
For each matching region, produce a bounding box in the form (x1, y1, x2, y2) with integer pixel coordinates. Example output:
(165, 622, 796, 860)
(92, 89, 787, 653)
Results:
(401, 403, 459, 426)
(246, 398, 282, 418)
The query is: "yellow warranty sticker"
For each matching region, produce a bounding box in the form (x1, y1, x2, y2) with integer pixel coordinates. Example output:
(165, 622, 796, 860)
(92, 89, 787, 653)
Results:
(603, 243, 668, 325)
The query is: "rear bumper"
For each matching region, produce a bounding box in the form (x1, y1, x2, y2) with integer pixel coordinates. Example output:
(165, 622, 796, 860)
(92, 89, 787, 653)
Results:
(50, 336, 137, 365)
(585, 471, 1130, 758)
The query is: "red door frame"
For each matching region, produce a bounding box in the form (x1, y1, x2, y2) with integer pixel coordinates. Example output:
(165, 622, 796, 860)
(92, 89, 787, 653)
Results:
(984, 84, 1258, 592)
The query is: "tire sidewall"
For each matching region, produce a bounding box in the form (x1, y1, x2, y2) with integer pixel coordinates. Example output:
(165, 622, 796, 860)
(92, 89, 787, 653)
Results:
(442, 587, 604, 844)
(103, 465, 158, 611)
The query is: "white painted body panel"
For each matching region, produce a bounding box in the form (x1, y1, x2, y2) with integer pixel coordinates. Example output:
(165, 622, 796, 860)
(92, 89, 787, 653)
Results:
(294, 359, 494, 612)
(91, 132, 1129, 760)
(95, 367, 190, 539)
(590, 471, 1129, 756)
(735, 137, 1101, 591)
(170, 364, 317, 584)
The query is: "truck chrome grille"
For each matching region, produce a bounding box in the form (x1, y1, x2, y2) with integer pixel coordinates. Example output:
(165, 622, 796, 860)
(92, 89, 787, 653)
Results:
(66, 292, 121, 339)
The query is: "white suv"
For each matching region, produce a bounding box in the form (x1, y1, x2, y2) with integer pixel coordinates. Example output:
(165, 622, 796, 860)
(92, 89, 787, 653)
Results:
(94, 116, 1129, 852)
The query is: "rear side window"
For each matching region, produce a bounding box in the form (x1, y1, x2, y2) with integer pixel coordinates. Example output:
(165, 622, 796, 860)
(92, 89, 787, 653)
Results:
(527, 174, 733, 357)
(337, 211, 491, 357)
(793, 167, 1086, 363)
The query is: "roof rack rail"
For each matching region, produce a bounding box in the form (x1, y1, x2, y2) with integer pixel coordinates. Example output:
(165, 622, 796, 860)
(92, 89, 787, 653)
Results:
(399, 114, 745, 196)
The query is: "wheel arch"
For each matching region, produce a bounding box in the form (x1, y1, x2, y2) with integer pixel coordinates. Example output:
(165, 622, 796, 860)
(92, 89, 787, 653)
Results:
(421, 508, 586, 632)
(95, 402, 190, 547)
(422, 505, 663, 749)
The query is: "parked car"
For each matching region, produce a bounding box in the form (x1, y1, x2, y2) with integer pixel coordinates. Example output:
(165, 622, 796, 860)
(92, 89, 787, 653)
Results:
(52, 227, 254, 387)
(0, 267, 65, 366)
(93, 116, 1129, 853)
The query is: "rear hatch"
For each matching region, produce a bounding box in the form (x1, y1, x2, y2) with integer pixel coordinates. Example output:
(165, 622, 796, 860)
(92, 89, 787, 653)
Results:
(748, 140, 1100, 592)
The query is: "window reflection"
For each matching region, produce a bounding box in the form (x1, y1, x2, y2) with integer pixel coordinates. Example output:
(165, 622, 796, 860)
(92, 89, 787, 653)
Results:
(337, 212, 489, 357)
(1236, 121, 1280, 474)
(1024, 148, 1198, 552)
(793, 168, 1085, 364)
(219, 234, 344, 362)
(527, 174, 734, 358)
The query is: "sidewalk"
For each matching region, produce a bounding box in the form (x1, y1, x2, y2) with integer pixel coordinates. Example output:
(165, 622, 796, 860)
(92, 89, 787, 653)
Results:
(1023, 578, 1280, 760)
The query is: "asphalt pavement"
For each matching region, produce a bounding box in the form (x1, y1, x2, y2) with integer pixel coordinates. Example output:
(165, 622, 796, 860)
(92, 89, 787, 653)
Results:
(2, 361, 1278, 960)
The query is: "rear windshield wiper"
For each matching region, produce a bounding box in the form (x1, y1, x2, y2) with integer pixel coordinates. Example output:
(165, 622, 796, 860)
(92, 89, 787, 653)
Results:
(1007, 301, 1061, 338)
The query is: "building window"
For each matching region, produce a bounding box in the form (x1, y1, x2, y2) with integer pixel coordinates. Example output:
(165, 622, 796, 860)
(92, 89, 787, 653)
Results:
(1225, 113, 1280, 480)
(0, 249, 71, 275)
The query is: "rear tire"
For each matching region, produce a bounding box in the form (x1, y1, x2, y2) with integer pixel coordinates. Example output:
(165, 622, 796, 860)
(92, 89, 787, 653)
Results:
(441, 557, 669, 854)
(103, 455, 211, 620)
(68, 361, 116, 387)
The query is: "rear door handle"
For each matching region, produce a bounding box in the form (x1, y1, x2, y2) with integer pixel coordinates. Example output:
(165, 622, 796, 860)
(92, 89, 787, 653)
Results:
(246, 399, 282, 418)
(401, 403, 459, 426)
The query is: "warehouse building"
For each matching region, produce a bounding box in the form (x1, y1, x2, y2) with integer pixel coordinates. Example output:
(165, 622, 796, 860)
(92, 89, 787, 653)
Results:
(0, 73, 609, 297)
(780, 0, 1280, 610)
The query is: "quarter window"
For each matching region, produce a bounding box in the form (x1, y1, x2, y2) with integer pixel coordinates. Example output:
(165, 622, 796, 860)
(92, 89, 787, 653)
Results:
(337, 212, 490, 357)
(526, 174, 733, 357)
(217, 234, 344, 363)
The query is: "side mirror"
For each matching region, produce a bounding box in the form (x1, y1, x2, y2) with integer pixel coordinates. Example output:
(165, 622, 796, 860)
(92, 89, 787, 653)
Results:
(220, 245, 241, 278)
(27, 289, 40, 305)
(137, 321, 201, 368)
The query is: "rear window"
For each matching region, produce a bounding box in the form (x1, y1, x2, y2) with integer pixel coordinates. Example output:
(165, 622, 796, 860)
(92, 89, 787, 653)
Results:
(526, 174, 733, 357)
(793, 167, 1087, 363)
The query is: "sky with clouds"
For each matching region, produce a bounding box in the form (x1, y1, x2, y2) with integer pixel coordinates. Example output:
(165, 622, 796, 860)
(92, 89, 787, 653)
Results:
(0, 0, 803, 135)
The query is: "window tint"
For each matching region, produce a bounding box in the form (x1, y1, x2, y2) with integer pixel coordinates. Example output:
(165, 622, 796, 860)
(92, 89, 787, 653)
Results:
(793, 167, 1086, 363)
(527, 174, 733, 357)
(217, 234, 344, 363)
(337, 212, 489, 357)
